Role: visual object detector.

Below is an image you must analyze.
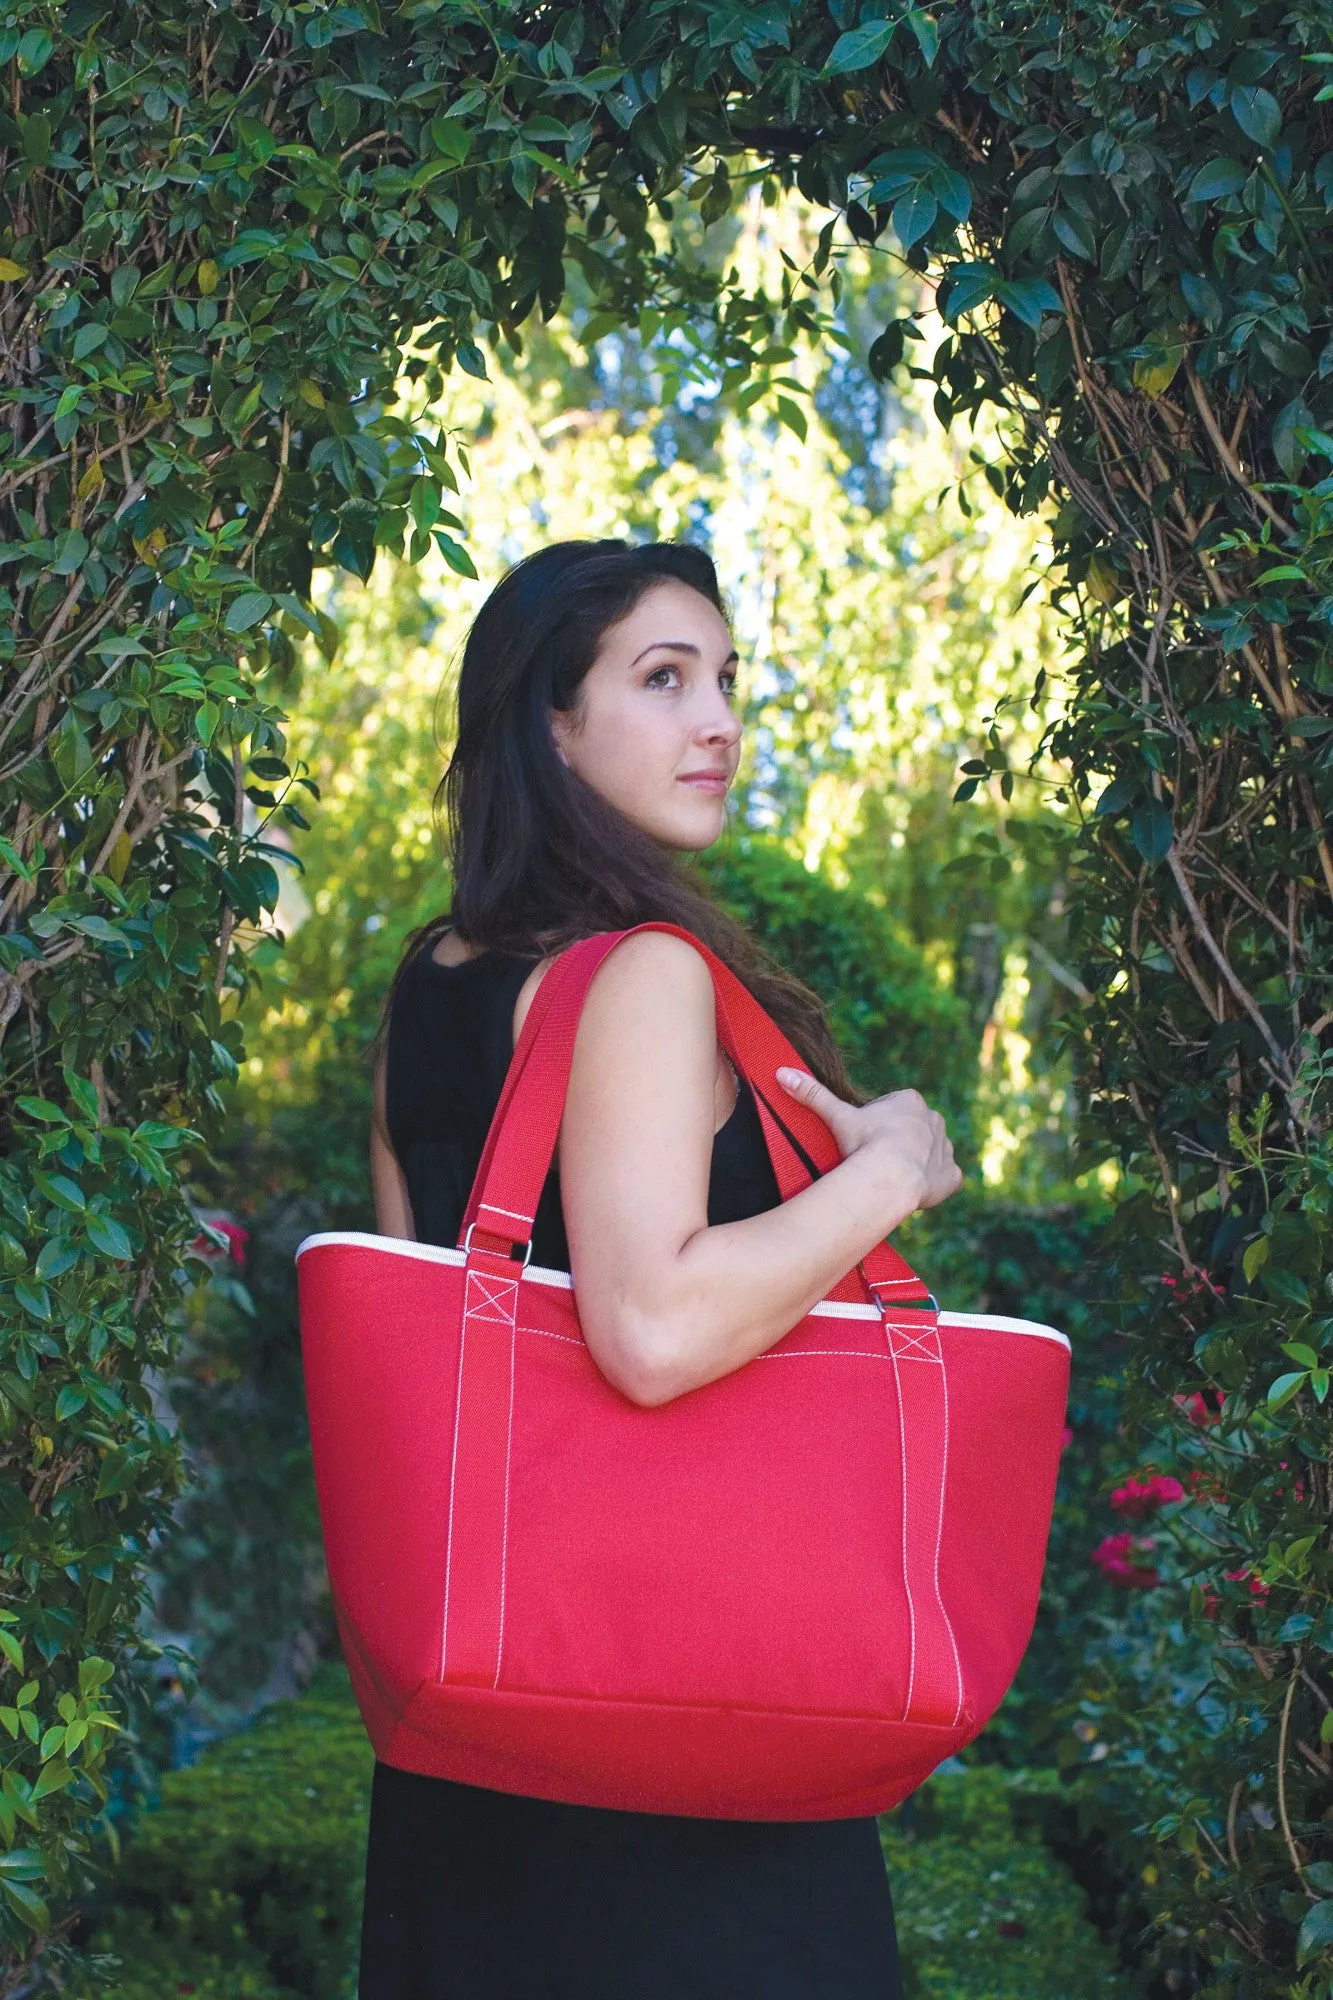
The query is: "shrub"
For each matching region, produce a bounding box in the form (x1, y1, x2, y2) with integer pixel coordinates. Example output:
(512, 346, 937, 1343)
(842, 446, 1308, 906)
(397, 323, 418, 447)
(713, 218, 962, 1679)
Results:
(75, 1666, 1123, 2000)
(67, 1668, 371, 2000)
(882, 1765, 1129, 1999)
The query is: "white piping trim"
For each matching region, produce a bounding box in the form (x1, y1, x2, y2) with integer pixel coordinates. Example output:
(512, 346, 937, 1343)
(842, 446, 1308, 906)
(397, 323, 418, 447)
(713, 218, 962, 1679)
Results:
(295, 1231, 1070, 1349)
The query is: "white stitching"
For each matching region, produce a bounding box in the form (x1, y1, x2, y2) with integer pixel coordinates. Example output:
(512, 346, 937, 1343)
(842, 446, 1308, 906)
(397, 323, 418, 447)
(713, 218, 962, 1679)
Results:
(933, 1354, 965, 1727)
(493, 1315, 516, 1690)
(440, 1303, 468, 1679)
(478, 1204, 533, 1225)
(888, 1332, 917, 1720)
(757, 1348, 891, 1361)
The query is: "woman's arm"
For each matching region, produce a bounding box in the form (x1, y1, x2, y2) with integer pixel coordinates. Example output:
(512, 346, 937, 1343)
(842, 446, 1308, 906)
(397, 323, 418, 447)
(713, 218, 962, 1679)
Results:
(371, 1050, 417, 1239)
(558, 932, 961, 1408)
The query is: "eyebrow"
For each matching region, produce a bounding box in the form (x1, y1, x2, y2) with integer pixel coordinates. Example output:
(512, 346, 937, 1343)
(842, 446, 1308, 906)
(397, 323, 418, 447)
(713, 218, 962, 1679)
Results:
(628, 640, 741, 668)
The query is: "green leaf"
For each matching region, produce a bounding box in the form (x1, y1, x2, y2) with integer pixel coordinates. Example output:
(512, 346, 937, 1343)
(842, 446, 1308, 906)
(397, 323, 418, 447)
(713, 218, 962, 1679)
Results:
(1130, 800, 1173, 864)
(1230, 85, 1281, 150)
(1298, 1898, 1333, 1966)
(0, 1629, 23, 1674)
(904, 9, 938, 66)
(1133, 336, 1184, 397)
(1281, 1343, 1320, 1369)
(824, 20, 896, 73)
(16, 28, 53, 76)
(0, 1878, 50, 1930)
(1243, 1235, 1270, 1282)
(1187, 158, 1247, 203)
(27, 1758, 73, 1803)
(774, 396, 808, 443)
(892, 188, 937, 248)
(70, 322, 106, 362)
(1267, 1370, 1308, 1412)
(34, 1171, 84, 1213)
(50, 530, 89, 576)
(16, 1097, 69, 1126)
(84, 1214, 133, 1261)
(942, 262, 995, 323)
(78, 1656, 113, 1697)
(20, 113, 49, 166)
(0, 1849, 45, 1882)
(434, 532, 478, 580)
(429, 116, 471, 163)
(1052, 208, 1096, 261)
(224, 591, 275, 634)
(994, 278, 1061, 328)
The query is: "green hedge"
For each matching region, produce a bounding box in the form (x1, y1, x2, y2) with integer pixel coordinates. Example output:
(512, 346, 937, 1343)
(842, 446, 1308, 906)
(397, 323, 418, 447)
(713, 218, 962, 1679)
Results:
(883, 1766, 1129, 2000)
(68, 1669, 372, 2000)
(71, 1667, 1125, 1999)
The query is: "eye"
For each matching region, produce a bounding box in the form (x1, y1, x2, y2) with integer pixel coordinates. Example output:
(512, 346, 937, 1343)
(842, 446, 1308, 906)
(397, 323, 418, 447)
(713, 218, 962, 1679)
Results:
(720, 668, 738, 702)
(645, 662, 682, 690)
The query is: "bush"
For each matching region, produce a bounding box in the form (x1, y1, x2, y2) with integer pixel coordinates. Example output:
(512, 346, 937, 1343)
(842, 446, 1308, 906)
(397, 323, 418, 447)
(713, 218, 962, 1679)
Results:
(76, 1666, 1122, 2000)
(68, 1668, 371, 2000)
(882, 1765, 1129, 1999)
(700, 838, 979, 1156)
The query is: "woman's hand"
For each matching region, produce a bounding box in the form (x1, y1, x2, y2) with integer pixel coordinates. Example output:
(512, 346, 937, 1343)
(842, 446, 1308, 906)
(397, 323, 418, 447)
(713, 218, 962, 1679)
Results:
(559, 932, 965, 1406)
(775, 1068, 962, 1217)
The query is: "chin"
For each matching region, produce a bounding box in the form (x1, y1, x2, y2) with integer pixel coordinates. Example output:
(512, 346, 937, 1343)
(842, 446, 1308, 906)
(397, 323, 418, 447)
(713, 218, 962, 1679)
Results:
(668, 809, 728, 852)
(638, 803, 727, 852)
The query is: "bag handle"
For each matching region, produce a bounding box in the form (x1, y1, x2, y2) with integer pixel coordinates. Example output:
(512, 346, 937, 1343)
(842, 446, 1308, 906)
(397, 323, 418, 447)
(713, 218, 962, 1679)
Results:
(459, 924, 932, 1310)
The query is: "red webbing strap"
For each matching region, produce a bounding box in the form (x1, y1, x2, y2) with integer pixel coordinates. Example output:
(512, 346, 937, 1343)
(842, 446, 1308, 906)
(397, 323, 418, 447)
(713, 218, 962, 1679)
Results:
(460, 924, 929, 1304)
(456, 948, 573, 1254)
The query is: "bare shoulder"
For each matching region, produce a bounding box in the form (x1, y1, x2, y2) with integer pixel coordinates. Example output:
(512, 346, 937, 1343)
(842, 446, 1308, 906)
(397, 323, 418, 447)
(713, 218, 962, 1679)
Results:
(586, 930, 713, 1007)
(572, 931, 715, 1061)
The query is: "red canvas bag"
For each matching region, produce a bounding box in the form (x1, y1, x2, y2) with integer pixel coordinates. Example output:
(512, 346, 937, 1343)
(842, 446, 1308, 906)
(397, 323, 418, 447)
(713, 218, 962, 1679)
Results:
(297, 924, 1070, 1820)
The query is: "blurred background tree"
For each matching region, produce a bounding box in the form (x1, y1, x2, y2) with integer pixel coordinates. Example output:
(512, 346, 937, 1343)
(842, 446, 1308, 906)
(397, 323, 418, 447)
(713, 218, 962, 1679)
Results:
(157, 212, 1114, 1761)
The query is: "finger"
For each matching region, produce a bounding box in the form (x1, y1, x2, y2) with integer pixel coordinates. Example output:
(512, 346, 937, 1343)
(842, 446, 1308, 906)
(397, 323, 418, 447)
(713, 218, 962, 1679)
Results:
(774, 1066, 847, 1123)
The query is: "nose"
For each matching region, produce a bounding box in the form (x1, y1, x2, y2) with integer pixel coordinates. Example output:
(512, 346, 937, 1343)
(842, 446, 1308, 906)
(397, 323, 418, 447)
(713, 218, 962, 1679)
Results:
(696, 683, 742, 748)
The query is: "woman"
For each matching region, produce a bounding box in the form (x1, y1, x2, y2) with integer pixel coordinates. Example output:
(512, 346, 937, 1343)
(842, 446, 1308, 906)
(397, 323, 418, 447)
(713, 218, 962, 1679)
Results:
(364, 539, 961, 1998)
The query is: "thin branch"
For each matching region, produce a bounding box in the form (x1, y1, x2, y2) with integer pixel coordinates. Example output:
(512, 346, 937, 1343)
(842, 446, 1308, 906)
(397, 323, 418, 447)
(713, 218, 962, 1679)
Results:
(1126, 1078, 1194, 1269)
(1278, 1669, 1314, 1894)
(1166, 847, 1290, 1078)
(242, 411, 290, 559)
(1186, 365, 1297, 540)
(212, 741, 245, 997)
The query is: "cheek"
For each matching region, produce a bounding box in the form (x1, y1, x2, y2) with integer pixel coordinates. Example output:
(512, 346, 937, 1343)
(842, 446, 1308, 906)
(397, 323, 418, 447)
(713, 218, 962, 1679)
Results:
(583, 699, 678, 784)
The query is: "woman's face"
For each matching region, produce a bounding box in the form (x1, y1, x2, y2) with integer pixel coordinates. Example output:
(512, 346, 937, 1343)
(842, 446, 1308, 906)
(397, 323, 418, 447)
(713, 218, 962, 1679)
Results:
(551, 580, 742, 851)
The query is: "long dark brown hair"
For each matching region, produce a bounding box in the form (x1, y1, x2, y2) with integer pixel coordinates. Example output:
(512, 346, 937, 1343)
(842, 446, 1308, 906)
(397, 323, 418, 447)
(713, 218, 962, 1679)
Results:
(373, 539, 855, 1095)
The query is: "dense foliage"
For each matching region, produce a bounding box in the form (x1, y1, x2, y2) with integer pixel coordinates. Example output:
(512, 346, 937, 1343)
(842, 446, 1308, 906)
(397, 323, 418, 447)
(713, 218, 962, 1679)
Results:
(68, 1662, 1126, 2000)
(67, 1666, 370, 2000)
(4, 0, 1333, 1985)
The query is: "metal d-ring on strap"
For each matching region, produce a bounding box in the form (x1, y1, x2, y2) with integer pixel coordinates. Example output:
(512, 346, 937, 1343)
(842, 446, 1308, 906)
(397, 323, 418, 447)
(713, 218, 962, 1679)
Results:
(462, 1220, 534, 1269)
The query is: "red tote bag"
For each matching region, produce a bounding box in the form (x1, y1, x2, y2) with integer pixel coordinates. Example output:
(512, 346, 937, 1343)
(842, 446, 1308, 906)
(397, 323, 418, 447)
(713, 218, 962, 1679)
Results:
(297, 924, 1070, 1820)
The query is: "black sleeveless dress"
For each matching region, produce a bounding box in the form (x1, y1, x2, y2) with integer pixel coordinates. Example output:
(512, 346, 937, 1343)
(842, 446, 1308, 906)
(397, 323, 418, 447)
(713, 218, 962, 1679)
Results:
(361, 941, 904, 2000)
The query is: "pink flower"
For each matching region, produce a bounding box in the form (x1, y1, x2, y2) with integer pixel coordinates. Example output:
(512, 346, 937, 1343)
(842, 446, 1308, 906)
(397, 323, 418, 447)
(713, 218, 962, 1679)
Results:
(1111, 1474, 1185, 1519)
(1092, 1533, 1159, 1588)
(1061, 1426, 1073, 1452)
(1224, 1568, 1270, 1602)
(1174, 1390, 1222, 1427)
(189, 1216, 250, 1268)
(217, 1220, 249, 1265)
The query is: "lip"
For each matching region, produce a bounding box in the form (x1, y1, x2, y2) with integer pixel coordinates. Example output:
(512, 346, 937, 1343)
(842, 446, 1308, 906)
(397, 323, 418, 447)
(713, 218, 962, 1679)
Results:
(678, 771, 731, 794)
